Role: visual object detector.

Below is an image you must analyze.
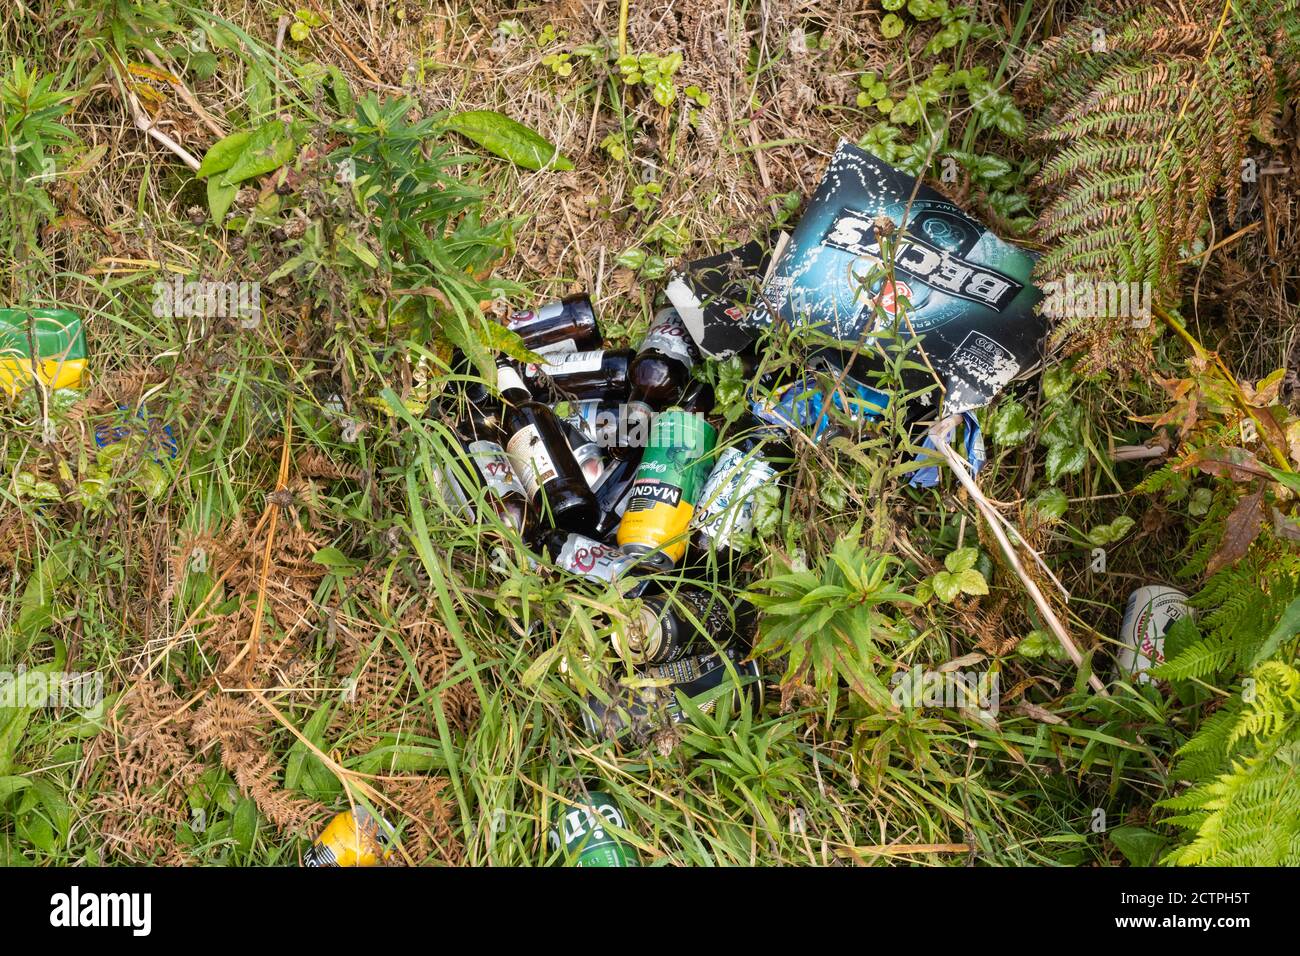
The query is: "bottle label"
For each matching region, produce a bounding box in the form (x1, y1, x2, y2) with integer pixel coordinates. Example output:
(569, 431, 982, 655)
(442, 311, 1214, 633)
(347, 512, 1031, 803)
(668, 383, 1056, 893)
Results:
(690, 446, 777, 547)
(506, 424, 558, 498)
(509, 300, 565, 330)
(617, 411, 717, 563)
(496, 365, 528, 395)
(467, 440, 526, 498)
(529, 349, 605, 378)
(532, 337, 577, 355)
(673, 588, 732, 635)
(639, 310, 696, 368)
(556, 534, 638, 582)
(648, 647, 729, 684)
(436, 466, 474, 517)
(574, 446, 604, 487)
(571, 400, 622, 448)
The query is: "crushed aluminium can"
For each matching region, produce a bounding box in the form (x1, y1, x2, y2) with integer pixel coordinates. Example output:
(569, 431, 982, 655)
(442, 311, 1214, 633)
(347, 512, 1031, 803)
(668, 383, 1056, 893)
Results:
(93, 406, 179, 461)
(749, 374, 890, 441)
(0, 308, 87, 394)
(581, 642, 762, 737)
(1117, 586, 1190, 683)
(689, 446, 778, 548)
(550, 531, 640, 582)
(303, 808, 395, 867)
(549, 791, 639, 867)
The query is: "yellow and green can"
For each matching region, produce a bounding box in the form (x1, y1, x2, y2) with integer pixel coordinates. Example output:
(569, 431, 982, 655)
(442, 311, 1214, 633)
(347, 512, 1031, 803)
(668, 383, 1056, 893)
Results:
(617, 409, 717, 566)
(0, 308, 86, 395)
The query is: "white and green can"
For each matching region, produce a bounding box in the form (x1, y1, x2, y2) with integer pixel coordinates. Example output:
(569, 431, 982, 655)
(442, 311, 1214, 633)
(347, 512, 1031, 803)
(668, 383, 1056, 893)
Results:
(549, 791, 639, 867)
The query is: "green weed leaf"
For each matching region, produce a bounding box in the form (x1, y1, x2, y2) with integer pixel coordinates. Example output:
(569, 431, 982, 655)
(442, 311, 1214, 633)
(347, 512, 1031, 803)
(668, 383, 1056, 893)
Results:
(445, 110, 574, 171)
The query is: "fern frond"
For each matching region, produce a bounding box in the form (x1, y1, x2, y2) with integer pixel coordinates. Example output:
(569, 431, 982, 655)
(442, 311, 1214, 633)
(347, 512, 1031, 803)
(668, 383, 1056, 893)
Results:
(1023, 0, 1292, 372)
(1152, 636, 1235, 681)
(1161, 739, 1300, 865)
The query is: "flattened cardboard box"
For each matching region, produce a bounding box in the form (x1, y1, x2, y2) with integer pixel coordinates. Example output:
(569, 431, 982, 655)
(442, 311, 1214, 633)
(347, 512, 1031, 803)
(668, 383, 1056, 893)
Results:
(664, 238, 776, 360)
(748, 140, 1046, 417)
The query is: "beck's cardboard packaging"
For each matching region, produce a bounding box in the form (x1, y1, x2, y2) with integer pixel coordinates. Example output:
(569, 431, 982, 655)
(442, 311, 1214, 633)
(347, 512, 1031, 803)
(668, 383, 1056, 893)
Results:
(675, 141, 1047, 418)
(665, 238, 775, 360)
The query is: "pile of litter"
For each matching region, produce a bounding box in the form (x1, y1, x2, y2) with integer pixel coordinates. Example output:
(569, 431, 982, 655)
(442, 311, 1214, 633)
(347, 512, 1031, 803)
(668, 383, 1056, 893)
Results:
(16, 142, 1183, 867)
(334, 140, 1055, 866)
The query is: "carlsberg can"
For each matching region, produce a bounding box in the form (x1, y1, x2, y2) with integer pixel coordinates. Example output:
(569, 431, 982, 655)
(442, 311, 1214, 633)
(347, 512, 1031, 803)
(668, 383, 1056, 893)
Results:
(549, 791, 639, 867)
(689, 445, 778, 550)
(617, 402, 717, 565)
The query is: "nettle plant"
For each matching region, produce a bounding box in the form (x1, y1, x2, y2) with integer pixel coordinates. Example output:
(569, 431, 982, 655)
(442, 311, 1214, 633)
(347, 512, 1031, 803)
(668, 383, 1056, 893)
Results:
(915, 546, 989, 604)
(878, 0, 992, 53)
(985, 364, 1089, 487)
(856, 62, 1034, 234)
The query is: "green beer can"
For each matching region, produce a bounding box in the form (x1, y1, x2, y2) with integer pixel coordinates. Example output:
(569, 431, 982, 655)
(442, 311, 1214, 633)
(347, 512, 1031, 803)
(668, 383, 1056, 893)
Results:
(550, 791, 640, 867)
(616, 382, 717, 566)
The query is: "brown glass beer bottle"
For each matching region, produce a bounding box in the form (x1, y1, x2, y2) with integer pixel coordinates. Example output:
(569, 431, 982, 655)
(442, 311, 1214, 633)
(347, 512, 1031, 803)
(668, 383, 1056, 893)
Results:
(498, 362, 598, 534)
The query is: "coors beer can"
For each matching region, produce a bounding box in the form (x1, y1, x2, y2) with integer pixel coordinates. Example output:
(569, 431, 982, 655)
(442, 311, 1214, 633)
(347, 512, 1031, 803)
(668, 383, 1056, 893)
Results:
(1117, 585, 1189, 683)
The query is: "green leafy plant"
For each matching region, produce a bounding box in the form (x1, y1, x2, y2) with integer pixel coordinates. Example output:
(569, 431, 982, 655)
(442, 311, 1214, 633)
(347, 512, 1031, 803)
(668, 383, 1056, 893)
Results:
(1085, 515, 1134, 547)
(746, 529, 919, 709)
(1159, 659, 1300, 864)
(877, 1, 991, 53)
(630, 180, 661, 213)
(1037, 365, 1087, 484)
(1017, 629, 1068, 661)
(927, 547, 990, 603)
(196, 120, 305, 222)
(856, 65, 1027, 192)
(288, 9, 324, 43)
(616, 50, 684, 108)
(987, 396, 1032, 446)
(1144, 498, 1300, 864)
(0, 58, 78, 286)
(444, 110, 573, 171)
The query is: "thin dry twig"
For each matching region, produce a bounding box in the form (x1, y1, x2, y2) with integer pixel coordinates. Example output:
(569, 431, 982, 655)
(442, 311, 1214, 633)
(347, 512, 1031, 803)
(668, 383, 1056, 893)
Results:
(935, 422, 1107, 696)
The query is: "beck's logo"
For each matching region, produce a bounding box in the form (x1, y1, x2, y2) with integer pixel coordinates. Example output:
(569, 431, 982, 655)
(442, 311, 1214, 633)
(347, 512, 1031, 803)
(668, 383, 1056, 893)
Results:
(822, 208, 1023, 311)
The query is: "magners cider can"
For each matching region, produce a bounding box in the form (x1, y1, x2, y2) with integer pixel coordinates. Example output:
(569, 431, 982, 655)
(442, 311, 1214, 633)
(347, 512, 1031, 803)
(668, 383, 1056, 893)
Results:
(617, 382, 716, 566)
